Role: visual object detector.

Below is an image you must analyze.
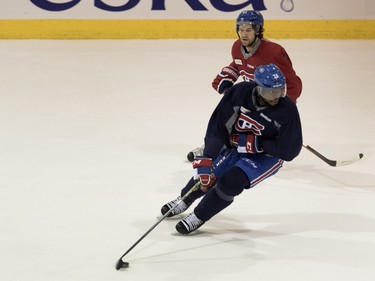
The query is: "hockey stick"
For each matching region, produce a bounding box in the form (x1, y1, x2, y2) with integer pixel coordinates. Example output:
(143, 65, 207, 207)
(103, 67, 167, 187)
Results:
(115, 181, 201, 270)
(303, 144, 363, 167)
(115, 149, 234, 270)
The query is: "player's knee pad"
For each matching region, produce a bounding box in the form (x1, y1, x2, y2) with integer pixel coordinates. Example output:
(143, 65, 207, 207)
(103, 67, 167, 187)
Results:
(216, 166, 249, 200)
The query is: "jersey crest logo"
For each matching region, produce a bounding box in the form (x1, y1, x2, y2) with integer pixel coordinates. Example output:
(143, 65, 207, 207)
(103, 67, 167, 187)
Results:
(235, 113, 264, 135)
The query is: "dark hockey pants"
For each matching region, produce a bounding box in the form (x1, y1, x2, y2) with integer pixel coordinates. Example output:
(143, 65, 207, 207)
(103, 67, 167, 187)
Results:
(180, 166, 249, 222)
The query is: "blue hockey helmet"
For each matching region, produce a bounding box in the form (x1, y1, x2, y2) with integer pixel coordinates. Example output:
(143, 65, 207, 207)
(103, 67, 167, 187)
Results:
(236, 10, 264, 33)
(254, 64, 286, 100)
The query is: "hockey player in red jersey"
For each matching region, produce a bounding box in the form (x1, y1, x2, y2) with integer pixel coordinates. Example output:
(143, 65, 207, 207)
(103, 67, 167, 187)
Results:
(212, 10, 302, 101)
(187, 10, 302, 161)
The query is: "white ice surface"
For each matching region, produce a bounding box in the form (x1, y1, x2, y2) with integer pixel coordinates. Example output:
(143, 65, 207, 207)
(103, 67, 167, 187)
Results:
(0, 39, 374, 281)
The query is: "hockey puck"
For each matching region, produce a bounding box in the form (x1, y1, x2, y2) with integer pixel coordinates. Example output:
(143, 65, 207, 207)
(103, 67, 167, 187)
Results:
(115, 259, 129, 270)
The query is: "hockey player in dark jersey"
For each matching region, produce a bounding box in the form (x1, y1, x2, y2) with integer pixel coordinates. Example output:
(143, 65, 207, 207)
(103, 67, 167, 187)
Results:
(187, 10, 302, 161)
(162, 64, 303, 234)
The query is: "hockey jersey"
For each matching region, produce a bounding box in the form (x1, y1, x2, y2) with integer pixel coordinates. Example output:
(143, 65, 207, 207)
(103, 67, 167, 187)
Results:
(226, 39, 302, 102)
(204, 81, 303, 161)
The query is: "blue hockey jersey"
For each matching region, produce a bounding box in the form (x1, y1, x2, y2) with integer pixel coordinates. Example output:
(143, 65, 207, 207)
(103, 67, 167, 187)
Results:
(203, 81, 303, 161)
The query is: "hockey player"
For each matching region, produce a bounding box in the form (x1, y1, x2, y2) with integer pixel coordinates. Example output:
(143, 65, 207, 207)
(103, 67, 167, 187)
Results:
(162, 64, 303, 234)
(187, 10, 302, 161)
(213, 10, 302, 100)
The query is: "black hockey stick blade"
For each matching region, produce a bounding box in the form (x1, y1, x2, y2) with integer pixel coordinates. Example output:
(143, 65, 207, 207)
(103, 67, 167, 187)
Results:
(115, 259, 129, 270)
(303, 144, 364, 167)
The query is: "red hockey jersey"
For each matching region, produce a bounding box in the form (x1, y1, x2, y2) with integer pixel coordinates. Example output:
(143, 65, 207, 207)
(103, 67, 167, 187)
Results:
(223, 39, 302, 102)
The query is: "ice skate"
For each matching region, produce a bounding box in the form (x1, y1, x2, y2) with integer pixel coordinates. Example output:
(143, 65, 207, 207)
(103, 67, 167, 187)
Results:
(187, 145, 204, 162)
(175, 212, 205, 234)
(161, 197, 191, 217)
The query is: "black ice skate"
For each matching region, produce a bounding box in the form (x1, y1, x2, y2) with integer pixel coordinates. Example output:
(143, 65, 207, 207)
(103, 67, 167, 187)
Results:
(161, 197, 191, 217)
(175, 212, 205, 234)
(187, 145, 204, 162)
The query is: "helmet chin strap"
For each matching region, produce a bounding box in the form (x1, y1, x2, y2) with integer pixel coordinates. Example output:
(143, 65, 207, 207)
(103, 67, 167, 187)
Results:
(248, 35, 258, 47)
(240, 37, 261, 59)
(254, 87, 267, 106)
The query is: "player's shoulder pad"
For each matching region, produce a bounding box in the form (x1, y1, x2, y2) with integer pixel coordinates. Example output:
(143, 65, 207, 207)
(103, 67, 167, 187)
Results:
(278, 96, 300, 114)
(232, 81, 257, 91)
(225, 81, 256, 100)
(260, 39, 285, 53)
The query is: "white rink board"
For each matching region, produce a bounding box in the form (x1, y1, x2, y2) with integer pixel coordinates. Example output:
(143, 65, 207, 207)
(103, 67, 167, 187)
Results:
(1, 0, 374, 20)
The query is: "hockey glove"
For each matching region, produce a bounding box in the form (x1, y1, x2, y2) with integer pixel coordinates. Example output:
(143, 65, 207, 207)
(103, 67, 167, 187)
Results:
(230, 133, 263, 154)
(212, 66, 239, 94)
(229, 134, 240, 148)
(192, 156, 216, 190)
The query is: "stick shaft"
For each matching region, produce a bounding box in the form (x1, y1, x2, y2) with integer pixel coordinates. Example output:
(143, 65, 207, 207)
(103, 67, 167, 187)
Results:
(303, 144, 336, 166)
(118, 181, 201, 261)
(117, 148, 234, 263)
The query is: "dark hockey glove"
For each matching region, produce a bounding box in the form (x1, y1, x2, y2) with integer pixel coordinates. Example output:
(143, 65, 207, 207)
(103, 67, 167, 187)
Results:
(212, 66, 239, 94)
(230, 133, 263, 154)
(192, 156, 216, 191)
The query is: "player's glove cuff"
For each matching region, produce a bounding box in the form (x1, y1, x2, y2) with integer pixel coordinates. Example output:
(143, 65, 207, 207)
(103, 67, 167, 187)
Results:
(237, 134, 263, 154)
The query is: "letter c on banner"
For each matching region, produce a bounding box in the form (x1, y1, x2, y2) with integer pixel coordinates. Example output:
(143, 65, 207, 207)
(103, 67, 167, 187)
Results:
(95, 0, 140, 12)
(211, 0, 267, 12)
(30, 0, 81, 11)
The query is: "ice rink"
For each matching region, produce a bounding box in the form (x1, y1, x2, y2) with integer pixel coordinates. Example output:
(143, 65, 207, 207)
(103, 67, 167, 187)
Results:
(0, 39, 374, 281)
